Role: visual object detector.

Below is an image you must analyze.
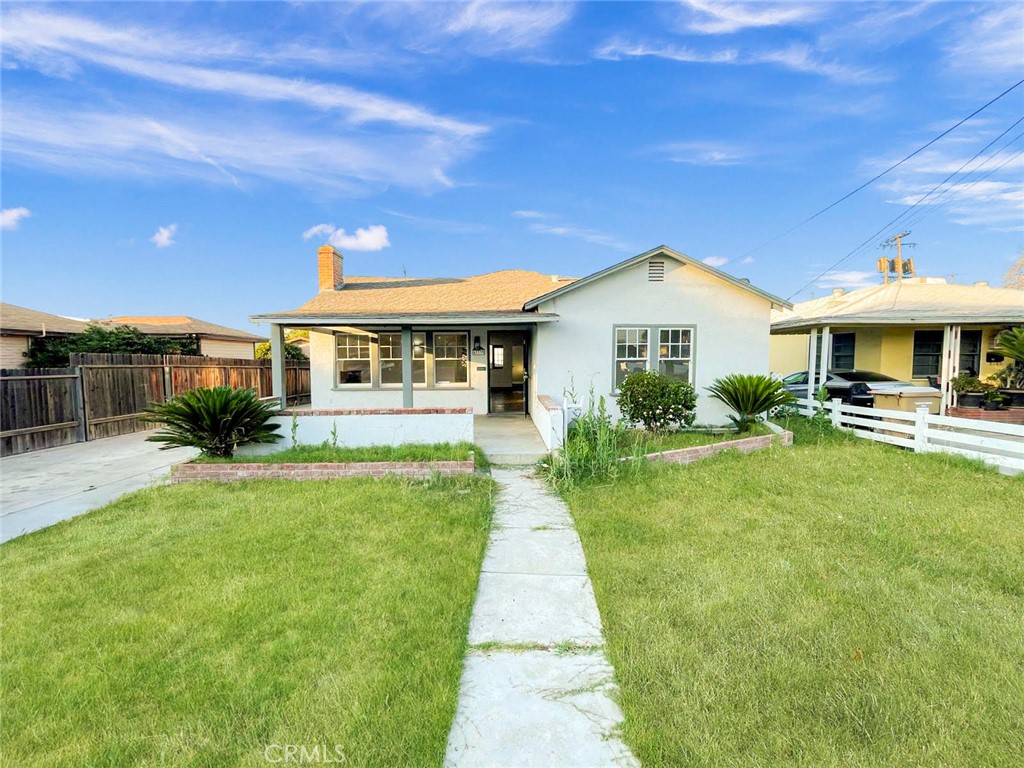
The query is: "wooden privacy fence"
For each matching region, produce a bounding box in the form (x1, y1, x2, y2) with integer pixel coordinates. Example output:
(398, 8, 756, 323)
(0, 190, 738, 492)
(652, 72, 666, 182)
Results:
(795, 397, 1024, 475)
(1, 354, 310, 456)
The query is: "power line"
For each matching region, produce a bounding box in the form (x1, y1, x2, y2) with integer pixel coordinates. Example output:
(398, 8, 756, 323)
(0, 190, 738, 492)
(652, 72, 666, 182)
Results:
(728, 77, 1024, 266)
(787, 118, 1024, 301)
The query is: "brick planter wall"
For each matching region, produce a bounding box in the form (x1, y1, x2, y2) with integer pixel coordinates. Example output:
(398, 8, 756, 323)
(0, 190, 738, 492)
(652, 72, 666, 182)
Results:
(947, 407, 1024, 425)
(644, 431, 793, 465)
(172, 459, 476, 483)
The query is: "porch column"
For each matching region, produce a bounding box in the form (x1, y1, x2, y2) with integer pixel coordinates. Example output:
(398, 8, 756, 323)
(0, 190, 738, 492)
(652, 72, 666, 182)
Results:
(401, 326, 414, 408)
(806, 328, 818, 403)
(818, 325, 831, 391)
(269, 323, 287, 409)
(939, 324, 961, 413)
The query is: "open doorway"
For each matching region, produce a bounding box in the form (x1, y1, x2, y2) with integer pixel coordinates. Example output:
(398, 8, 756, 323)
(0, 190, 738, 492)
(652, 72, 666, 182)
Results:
(487, 331, 529, 414)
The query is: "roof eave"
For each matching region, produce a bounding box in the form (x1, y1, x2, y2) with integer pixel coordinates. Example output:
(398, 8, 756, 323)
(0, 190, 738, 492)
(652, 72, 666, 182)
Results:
(249, 312, 560, 326)
(772, 315, 1024, 332)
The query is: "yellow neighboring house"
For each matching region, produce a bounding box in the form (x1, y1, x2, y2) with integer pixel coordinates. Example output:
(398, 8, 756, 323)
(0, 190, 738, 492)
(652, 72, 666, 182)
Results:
(770, 277, 1024, 409)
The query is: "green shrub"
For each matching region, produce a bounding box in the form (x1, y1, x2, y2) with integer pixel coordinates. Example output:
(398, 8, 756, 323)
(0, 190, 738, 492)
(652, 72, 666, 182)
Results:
(617, 370, 697, 431)
(543, 396, 639, 488)
(707, 373, 795, 432)
(143, 386, 282, 458)
(27, 324, 200, 367)
(993, 326, 1024, 363)
(951, 372, 984, 394)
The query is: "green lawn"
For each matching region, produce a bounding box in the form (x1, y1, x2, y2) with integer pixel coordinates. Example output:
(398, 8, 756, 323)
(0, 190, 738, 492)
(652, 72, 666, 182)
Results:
(625, 423, 773, 456)
(196, 441, 489, 469)
(1, 477, 495, 767)
(564, 419, 1024, 767)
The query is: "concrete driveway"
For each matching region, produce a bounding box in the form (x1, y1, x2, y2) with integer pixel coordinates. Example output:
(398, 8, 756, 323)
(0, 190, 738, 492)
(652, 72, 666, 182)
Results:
(1, 432, 197, 544)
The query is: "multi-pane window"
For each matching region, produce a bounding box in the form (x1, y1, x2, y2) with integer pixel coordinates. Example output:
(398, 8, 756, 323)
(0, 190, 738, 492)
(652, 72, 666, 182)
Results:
(379, 332, 426, 385)
(830, 333, 856, 370)
(959, 330, 982, 376)
(615, 327, 649, 390)
(658, 328, 692, 382)
(912, 330, 944, 377)
(434, 333, 469, 385)
(336, 332, 371, 385)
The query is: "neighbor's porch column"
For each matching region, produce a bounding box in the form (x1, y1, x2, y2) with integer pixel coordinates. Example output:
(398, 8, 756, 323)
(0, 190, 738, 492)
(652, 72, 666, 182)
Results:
(939, 324, 961, 413)
(270, 323, 287, 409)
(806, 328, 819, 403)
(401, 325, 414, 408)
(818, 325, 831, 392)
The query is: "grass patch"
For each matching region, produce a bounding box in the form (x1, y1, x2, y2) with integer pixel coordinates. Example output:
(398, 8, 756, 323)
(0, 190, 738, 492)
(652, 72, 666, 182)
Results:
(565, 422, 1024, 767)
(1, 476, 495, 767)
(197, 441, 490, 469)
(625, 423, 773, 455)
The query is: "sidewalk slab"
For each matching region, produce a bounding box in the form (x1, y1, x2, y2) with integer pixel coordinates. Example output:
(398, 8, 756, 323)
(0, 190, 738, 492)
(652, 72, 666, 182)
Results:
(446, 468, 638, 767)
(445, 650, 638, 768)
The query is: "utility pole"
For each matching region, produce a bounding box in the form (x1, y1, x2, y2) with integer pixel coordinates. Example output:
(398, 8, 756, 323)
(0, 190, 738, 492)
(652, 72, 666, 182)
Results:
(877, 231, 916, 282)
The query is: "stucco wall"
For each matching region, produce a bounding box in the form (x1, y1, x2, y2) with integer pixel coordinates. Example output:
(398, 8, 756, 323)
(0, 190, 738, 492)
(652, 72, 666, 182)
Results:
(769, 334, 807, 376)
(532, 258, 774, 426)
(201, 338, 256, 360)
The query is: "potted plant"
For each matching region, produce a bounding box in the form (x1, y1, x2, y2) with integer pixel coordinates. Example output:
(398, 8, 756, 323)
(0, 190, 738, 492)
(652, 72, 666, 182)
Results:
(982, 389, 1008, 411)
(950, 372, 985, 408)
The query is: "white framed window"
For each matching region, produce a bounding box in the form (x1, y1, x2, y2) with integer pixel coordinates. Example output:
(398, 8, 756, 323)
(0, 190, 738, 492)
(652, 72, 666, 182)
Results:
(658, 328, 692, 382)
(379, 332, 426, 385)
(336, 332, 371, 385)
(434, 332, 469, 385)
(615, 327, 649, 390)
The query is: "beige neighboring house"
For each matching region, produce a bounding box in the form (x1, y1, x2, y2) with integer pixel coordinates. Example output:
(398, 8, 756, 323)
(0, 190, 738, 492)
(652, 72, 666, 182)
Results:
(96, 316, 266, 359)
(0, 303, 88, 368)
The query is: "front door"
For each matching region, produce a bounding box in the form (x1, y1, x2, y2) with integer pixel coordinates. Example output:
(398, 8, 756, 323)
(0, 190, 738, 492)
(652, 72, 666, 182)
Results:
(487, 331, 529, 413)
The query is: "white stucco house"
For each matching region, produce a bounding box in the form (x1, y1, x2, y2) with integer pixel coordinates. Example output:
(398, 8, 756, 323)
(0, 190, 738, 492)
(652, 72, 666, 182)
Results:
(252, 244, 790, 449)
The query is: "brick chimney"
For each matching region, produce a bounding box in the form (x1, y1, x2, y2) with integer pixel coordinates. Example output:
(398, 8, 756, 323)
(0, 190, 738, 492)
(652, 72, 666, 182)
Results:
(317, 245, 343, 291)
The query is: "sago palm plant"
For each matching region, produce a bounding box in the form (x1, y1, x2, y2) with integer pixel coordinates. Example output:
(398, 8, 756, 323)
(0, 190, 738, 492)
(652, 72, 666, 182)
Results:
(143, 386, 282, 458)
(706, 374, 795, 432)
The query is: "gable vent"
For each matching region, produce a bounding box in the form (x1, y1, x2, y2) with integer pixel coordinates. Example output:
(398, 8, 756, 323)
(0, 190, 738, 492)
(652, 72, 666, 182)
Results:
(648, 260, 665, 282)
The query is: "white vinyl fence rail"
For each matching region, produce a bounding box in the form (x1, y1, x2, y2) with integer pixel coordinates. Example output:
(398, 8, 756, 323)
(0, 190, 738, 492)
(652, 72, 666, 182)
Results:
(794, 397, 1024, 475)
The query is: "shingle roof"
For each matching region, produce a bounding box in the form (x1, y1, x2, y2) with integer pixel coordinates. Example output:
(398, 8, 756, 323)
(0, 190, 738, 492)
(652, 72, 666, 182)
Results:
(98, 316, 266, 342)
(772, 279, 1024, 332)
(256, 271, 578, 319)
(0, 303, 89, 335)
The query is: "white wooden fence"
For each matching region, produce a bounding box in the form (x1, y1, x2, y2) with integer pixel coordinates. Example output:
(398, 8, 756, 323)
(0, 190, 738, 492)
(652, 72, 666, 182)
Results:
(794, 398, 1024, 475)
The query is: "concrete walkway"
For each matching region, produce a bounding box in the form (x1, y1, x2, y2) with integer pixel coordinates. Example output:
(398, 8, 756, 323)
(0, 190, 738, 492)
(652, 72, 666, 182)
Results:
(445, 469, 638, 767)
(1, 432, 197, 544)
(474, 415, 549, 465)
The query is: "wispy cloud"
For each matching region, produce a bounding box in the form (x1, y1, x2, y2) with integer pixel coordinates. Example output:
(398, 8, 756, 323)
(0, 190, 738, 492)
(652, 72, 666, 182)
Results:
(150, 223, 177, 248)
(444, 1, 574, 50)
(303, 224, 391, 252)
(513, 211, 632, 252)
(869, 130, 1024, 232)
(946, 5, 1024, 78)
(381, 209, 488, 234)
(2, 99, 476, 193)
(656, 141, 747, 166)
(678, 1, 824, 35)
(1, 8, 486, 192)
(595, 37, 884, 84)
(0, 207, 32, 230)
(702, 256, 729, 267)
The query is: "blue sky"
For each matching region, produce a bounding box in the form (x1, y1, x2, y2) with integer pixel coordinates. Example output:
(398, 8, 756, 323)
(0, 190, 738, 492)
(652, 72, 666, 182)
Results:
(2, 1, 1022, 334)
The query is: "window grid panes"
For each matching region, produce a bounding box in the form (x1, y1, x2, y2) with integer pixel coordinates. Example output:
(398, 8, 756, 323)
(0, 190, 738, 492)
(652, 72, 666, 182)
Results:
(958, 330, 982, 376)
(912, 330, 944, 377)
(379, 332, 426, 385)
(336, 332, 371, 385)
(434, 332, 469, 385)
(658, 328, 692, 383)
(615, 327, 649, 390)
(830, 333, 856, 370)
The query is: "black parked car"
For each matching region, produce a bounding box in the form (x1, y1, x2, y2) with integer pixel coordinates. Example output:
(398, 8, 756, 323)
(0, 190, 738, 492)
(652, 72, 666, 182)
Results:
(781, 369, 920, 407)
